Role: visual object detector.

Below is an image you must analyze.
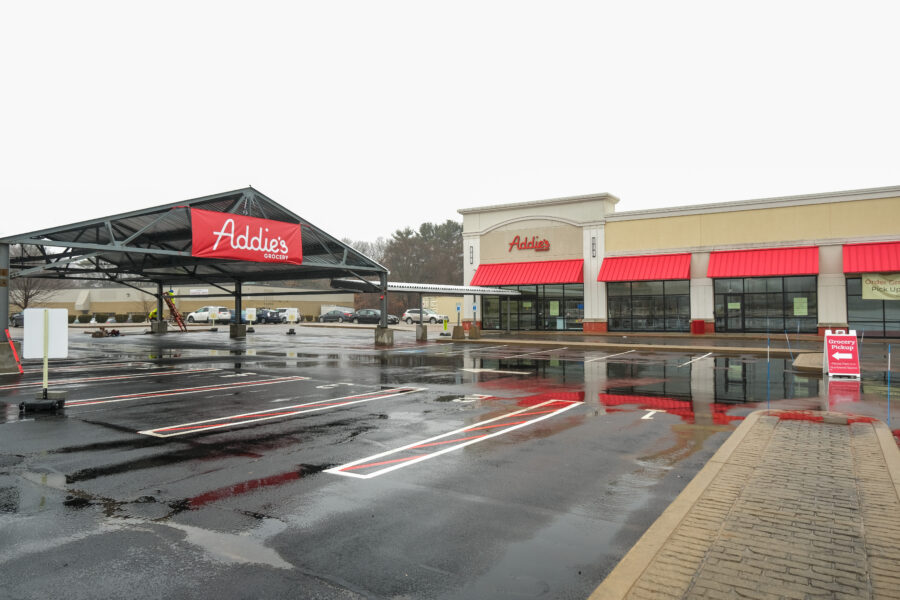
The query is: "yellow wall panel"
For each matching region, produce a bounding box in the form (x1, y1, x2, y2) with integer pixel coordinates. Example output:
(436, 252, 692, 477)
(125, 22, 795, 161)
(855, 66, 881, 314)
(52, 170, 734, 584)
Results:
(606, 197, 900, 253)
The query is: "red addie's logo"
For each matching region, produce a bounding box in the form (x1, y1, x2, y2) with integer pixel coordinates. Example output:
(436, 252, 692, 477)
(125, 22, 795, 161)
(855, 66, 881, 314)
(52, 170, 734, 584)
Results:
(508, 235, 550, 252)
(191, 208, 303, 265)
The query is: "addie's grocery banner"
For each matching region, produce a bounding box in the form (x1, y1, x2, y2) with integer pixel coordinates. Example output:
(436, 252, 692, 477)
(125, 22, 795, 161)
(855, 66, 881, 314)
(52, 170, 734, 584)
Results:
(191, 208, 302, 265)
(862, 273, 900, 300)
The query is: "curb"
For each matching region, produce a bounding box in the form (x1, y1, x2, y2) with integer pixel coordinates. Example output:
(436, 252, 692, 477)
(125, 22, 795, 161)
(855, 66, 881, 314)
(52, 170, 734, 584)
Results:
(872, 419, 900, 501)
(434, 337, 798, 358)
(587, 411, 765, 600)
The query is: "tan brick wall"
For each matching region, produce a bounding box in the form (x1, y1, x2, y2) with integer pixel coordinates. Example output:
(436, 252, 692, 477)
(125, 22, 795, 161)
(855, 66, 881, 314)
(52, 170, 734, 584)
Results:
(605, 197, 900, 253)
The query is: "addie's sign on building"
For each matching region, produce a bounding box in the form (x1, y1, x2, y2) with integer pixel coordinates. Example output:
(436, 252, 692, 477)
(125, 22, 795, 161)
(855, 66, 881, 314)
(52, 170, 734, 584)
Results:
(508, 235, 550, 252)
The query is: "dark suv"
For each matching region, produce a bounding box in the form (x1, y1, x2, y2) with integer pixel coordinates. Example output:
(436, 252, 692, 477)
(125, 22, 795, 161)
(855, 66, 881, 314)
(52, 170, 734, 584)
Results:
(9, 312, 24, 327)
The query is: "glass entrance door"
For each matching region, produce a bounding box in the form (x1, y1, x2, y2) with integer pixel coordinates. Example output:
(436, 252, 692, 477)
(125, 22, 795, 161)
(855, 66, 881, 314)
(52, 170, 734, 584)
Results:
(726, 294, 743, 331)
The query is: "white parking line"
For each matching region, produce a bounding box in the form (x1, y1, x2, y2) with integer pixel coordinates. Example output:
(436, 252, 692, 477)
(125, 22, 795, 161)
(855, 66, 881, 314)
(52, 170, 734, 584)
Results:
(138, 387, 426, 438)
(0, 367, 221, 390)
(459, 368, 532, 375)
(66, 376, 310, 407)
(583, 349, 636, 363)
(502, 347, 568, 359)
(326, 398, 581, 479)
(678, 352, 712, 367)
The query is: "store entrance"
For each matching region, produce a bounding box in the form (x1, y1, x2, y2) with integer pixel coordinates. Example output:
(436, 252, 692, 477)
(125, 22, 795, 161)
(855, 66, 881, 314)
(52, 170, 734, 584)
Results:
(484, 284, 584, 331)
(725, 294, 743, 331)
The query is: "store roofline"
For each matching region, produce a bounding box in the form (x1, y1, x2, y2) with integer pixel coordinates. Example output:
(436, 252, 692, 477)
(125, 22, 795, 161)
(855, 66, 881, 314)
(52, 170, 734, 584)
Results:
(458, 192, 620, 215)
(606, 184, 900, 222)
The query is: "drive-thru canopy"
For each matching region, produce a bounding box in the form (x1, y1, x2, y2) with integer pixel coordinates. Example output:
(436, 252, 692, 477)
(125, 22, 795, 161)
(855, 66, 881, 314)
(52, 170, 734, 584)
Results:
(0, 188, 390, 338)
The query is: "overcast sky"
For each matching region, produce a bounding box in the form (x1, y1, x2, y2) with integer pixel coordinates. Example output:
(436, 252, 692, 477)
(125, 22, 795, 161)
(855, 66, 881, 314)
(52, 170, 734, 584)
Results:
(3, 1, 898, 243)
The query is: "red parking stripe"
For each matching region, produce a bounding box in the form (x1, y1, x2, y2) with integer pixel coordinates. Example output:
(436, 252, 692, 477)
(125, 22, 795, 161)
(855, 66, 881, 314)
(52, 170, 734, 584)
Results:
(340, 455, 420, 472)
(464, 420, 526, 432)
(410, 434, 487, 449)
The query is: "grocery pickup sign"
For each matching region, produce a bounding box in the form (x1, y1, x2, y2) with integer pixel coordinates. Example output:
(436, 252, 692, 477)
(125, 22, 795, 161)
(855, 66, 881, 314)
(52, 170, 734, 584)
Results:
(191, 208, 302, 265)
(862, 273, 900, 300)
(824, 330, 860, 378)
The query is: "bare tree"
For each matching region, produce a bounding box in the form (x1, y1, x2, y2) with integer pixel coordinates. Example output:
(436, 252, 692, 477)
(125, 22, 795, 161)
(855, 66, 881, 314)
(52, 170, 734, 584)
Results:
(7, 245, 68, 310)
(8, 273, 67, 311)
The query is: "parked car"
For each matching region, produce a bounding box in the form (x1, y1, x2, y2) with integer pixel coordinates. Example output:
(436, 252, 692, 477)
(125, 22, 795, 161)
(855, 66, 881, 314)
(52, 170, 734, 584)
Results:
(319, 309, 353, 323)
(9, 312, 24, 327)
(275, 308, 298, 323)
(401, 308, 449, 324)
(254, 308, 280, 324)
(350, 308, 380, 324)
(186, 306, 231, 323)
(350, 309, 400, 325)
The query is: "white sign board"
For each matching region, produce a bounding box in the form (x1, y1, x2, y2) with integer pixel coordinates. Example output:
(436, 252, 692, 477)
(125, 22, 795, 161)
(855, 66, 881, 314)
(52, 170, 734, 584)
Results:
(286, 308, 299, 323)
(209, 309, 220, 321)
(190, 288, 209, 295)
(245, 307, 257, 323)
(23, 309, 69, 359)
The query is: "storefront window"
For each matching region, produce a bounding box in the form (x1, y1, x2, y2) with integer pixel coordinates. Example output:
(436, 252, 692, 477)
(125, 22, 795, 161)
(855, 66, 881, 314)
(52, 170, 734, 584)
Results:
(606, 280, 690, 332)
(846, 276, 900, 338)
(480, 284, 584, 331)
(714, 275, 817, 333)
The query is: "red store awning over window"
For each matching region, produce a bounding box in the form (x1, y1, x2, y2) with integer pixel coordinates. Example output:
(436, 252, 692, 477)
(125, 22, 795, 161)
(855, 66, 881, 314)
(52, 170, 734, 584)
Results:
(843, 241, 900, 273)
(707, 246, 819, 278)
(597, 253, 691, 282)
(469, 259, 584, 286)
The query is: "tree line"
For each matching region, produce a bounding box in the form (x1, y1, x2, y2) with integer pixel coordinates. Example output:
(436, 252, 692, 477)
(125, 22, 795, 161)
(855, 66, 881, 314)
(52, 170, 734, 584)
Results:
(343, 219, 463, 314)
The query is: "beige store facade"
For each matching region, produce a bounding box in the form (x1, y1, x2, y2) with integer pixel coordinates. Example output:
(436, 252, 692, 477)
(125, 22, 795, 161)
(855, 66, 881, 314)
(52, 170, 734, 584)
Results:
(460, 185, 900, 337)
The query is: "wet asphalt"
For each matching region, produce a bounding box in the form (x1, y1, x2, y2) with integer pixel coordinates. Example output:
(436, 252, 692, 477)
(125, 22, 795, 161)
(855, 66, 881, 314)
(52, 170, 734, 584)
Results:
(0, 324, 895, 599)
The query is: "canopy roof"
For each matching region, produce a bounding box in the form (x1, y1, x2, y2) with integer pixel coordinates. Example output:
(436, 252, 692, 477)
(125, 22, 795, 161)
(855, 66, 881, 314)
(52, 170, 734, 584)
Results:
(1, 188, 387, 288)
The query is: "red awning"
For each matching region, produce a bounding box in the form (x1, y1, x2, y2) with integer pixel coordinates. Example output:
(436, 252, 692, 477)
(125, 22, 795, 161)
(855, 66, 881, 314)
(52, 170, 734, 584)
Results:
(597, 253, 691, 282)
(470, 259, 584, 286)
(707, 246, 818, 278)
(843, 241, 900, 273)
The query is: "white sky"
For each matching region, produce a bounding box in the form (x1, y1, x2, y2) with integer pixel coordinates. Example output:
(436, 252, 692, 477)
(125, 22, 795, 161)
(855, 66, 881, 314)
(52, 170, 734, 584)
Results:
(2, 1, 898, 242)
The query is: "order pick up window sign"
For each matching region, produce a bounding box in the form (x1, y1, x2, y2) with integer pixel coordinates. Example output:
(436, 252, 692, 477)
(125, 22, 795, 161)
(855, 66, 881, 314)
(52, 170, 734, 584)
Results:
(824, 330, 860, 378)
(191, 208, 303, 265)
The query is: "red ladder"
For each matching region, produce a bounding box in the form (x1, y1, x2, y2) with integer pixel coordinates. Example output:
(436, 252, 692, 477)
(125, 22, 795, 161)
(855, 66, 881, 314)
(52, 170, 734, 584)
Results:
(163, 294, 187, 332)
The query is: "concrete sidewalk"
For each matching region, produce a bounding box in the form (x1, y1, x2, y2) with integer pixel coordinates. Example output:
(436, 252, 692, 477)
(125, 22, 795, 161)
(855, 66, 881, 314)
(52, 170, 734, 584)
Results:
(590, 410, 900, 599)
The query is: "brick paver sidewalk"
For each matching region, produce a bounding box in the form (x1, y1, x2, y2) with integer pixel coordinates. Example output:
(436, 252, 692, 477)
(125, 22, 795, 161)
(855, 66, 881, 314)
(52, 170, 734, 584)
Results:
(592, 411, 900, 599)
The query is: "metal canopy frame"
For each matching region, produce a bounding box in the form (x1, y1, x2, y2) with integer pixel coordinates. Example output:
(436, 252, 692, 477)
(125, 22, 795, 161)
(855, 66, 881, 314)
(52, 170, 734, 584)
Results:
(1, 188, 390, 335)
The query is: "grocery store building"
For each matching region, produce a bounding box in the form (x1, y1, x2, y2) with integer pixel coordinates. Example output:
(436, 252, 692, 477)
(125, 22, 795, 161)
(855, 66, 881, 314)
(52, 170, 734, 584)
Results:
(460, 185, 900, 337)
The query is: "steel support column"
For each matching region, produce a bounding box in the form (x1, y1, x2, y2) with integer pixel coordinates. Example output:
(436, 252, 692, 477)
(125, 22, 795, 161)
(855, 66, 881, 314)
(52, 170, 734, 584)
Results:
(157, 282, 164, 323)
(235, 281, 243, 323)
(379, 272, 388, 328)
(1, 243, 9, 341)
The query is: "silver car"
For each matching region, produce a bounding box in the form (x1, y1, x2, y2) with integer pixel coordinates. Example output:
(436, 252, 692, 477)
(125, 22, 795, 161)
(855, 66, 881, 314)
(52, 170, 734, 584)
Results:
(186, 306, 231, 323)
(401, 308, 449, 324)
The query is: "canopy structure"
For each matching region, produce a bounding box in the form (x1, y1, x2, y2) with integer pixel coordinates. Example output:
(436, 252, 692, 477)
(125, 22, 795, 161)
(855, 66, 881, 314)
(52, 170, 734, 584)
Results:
(706, 246, 819, 278)
(843, 241, 900, 273)
(0, 188, 390, 339)
(469, 259, 584, 286)
(598, 253, 691, 282)
(332, 279, 520, 296)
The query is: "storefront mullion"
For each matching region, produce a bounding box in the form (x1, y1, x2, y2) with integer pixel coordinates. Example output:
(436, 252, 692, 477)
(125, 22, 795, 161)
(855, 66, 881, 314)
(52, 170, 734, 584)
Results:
(606, 280, 689, 332)
(481, 283, 585, 331)
(713, 276, 817, 333)
(846, 277, 900, 337)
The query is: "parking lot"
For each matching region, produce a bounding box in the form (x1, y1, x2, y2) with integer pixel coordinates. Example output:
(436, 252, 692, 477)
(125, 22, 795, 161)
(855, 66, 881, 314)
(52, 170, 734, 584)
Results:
(0, 325, 893, 599)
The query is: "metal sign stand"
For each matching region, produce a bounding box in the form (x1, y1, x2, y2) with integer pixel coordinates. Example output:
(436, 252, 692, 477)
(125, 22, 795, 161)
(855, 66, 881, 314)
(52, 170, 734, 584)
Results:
(20, 308, 68, 412)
